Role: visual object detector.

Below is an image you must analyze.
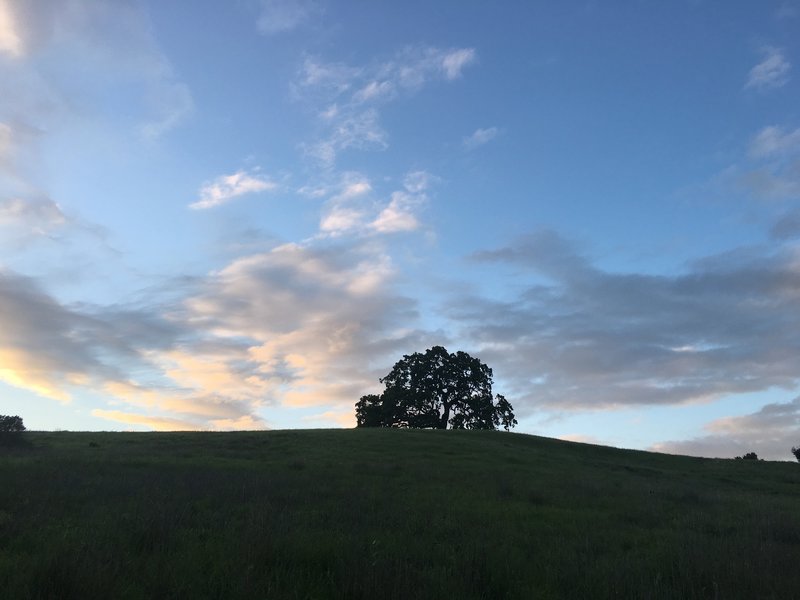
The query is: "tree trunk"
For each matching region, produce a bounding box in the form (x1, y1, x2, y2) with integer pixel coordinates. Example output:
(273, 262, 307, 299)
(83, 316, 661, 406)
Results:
(440, 403, 451, 429)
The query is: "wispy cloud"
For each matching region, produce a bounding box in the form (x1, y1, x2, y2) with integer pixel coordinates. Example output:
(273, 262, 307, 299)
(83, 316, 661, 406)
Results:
(463, 126, 499, 150)
(745, 46, 791, 91)
(294, 46, 477, 167)
(0, 0, 24, 58)
(739, 126, 800, 201)
(707, 124, 800, 203)
(317, 172, 372, 235)
(0, 197, 67, 233)
(370, 171, 433, 234)
(191, 169, 278, 210)
(776, 2, 799, 19)
(316, 170, 434, 237)
(652, 396, 800, 461)
(140, 81, 194, 140)
(0, 0, 193, 141)
(749, 125, 800, 159)
(256, 0, 320, 35)
(441, 48, 476, 80)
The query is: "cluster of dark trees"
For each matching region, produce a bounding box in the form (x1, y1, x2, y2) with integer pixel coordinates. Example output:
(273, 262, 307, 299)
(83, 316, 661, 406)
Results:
(355, 346, 517, 431)
(0, 415, 25, 433)
(735, 452, 759, 460)
(736, 449, 800, 462)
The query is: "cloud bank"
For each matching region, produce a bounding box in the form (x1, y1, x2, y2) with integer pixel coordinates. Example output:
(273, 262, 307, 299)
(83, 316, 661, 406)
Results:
(458, 230, 800, 414)
(653, 396, 800, 461)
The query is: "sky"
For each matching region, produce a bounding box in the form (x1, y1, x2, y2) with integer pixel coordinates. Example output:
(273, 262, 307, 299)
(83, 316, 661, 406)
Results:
(1, 0, 799, 460)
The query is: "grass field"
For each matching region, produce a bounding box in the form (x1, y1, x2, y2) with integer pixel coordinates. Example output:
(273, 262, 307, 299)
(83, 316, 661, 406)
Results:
(1, 429, 799, 599)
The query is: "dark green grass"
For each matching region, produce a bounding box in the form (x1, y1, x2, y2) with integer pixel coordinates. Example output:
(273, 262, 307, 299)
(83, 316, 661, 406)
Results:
(1, 429, 799, 599)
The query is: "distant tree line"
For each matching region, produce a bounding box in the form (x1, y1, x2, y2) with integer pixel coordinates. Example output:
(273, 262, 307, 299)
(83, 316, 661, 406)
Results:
(734, 449, 800, 462)
(735, 452, 759, 461)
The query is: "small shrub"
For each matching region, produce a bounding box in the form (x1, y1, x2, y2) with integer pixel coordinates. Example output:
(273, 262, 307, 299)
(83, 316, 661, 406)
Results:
(735, 452, 759, 460)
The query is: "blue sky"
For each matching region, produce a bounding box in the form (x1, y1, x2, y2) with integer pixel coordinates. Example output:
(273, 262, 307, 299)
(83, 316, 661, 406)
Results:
(1, 0, 799, 459)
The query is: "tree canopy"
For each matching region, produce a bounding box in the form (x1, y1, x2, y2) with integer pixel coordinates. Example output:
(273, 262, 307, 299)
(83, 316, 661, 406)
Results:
(355, 346, 517, 431)
(735, 452, 759, 460)
(0, 415, 25, 433)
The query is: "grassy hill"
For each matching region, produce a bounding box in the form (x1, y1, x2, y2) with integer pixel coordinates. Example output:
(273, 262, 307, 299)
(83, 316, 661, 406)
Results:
(1, 429, 799, 599)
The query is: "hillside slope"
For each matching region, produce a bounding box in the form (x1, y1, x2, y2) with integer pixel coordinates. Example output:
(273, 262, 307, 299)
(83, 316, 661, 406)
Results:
(1, 429, 799, 599)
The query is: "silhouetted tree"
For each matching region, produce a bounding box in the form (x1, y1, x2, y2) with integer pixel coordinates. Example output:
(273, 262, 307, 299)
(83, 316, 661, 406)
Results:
(791, 446, 800, 462)
(355, 346, 517, 431)
(735, 452, 759, 460)
(0, 415, 25, 433)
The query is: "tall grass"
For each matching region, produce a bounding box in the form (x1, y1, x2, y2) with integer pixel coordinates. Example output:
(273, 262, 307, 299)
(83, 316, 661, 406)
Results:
(1, 429, 799, 598)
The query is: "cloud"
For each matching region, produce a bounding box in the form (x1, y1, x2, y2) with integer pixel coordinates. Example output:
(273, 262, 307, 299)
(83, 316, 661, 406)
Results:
(369, 172, 433, 234)
(0, 0, 22, 58)
(652, 396, 800, 461)
(371, 192, 421, 233)
(91, 410, 203, 432)
(329, 109, 388, 151)
(394, 46, 478, 89)
(0, 196, 67, 236)
(0, 122, 11, 165)
(0, 0, 193, 139)
(140, 81, 194, 140)
(745, 47, 791, 91)
(353, 80, 395, 104)
(295, 57, 361, 97)
(749, 126, 800, 159)
(304, 109, 388, 168)
(463, 127, 499, 150)
(256, 0, 320, 35)
(771, 209, 800, 240)
(457, 230, 800, 414)
(317, 172, 372, 235)
(320, 205, 368, 235)
(0, 265, 277, 428)
(0, 269, 167, 402)
(441, 48, 476, 80)
(303, 409, 356, 428)
(0, 120, 43, 178)
(181, 240, 430, 410)
(191, 169, 278, 210)
(738, 165, 800, 201)
(714, 125, 800, 203)
(102, 375, 271, 426)
(294, 45, 477, 166)
(315, 170, 433, 237)
(776, 2, 799, 19)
